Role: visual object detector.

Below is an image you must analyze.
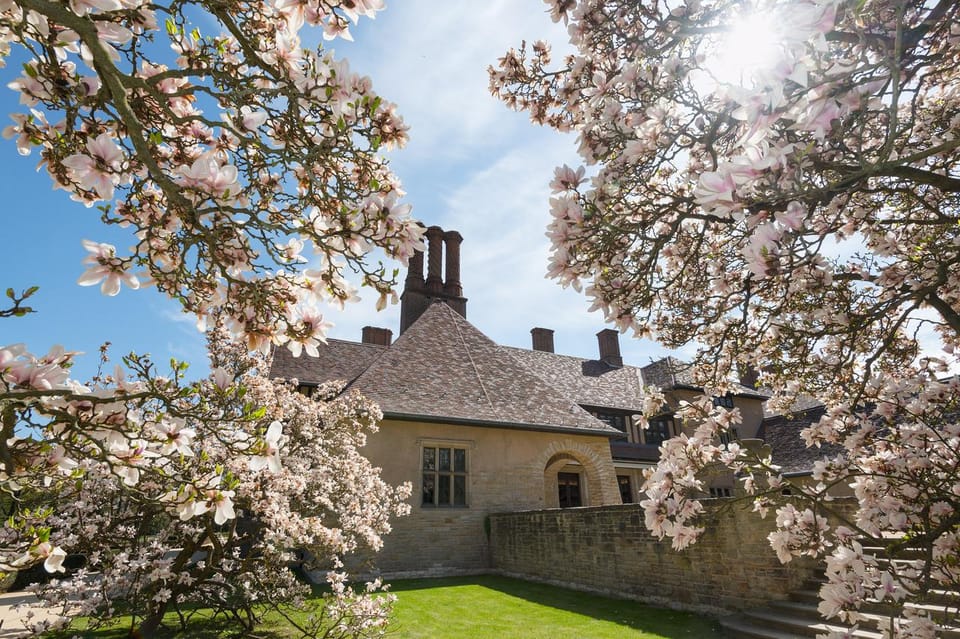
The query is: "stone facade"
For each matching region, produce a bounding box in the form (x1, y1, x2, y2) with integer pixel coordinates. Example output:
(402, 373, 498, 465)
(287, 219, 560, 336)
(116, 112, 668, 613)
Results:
(488, 501, 821, 615)
(359, 419, 621, 578)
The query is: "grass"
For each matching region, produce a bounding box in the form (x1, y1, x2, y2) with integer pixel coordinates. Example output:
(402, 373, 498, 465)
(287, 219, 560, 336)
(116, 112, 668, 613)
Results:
(385, 575, 721, 639)
(53, 575, 723, 638)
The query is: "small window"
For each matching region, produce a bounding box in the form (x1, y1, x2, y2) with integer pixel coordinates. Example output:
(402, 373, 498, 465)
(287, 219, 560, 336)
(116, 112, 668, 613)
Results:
(558, 472, 582, 508)
(712, 395, 734, 409)
(297, 384, 317, 398)
(644, 415, 675, 445)
(422, 446, 468, 507)
(592, 411, 627, 432)
(617, 475, 634, 504)
(709, 487, 733, 498)
(719, 427, 740, 448)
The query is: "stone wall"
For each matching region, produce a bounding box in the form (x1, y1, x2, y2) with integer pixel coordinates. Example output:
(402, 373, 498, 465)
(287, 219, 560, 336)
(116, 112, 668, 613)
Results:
(488, 501, 821, 615)
(355, 420, 621, 578)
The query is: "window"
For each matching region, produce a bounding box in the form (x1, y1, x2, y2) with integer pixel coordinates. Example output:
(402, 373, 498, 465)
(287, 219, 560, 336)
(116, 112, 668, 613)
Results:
(422, 446, 468, 507)
(712, 395, 734, 409)
(719, 427, 740, 448)
(617, 475, 634, 504)
(558, 472, 582, 508)
(644, 415, 675, 445)
(297, 384, 318, 398)
(591, 411, 627, 432)
(709, 487, 733, 498)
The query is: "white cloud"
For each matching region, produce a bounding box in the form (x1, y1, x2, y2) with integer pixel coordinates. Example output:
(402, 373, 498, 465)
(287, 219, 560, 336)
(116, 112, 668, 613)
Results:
(343, 0, 569, 159)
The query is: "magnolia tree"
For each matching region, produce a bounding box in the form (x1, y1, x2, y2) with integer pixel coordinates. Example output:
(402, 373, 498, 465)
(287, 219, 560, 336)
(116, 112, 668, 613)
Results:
(5, 335, 410, 637)
(1, 0, 421, 635)
(492, 0, 960, 636)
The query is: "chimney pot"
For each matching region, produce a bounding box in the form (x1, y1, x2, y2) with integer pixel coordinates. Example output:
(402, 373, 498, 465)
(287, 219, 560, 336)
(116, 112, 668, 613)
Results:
(425, 226, 444, 294)
(596, 329, 623, 367)
(361, 326, 393, 346)
(405, 249, 425, 292)
(531, 327, 555, 353)
(443, 230, 463, 297)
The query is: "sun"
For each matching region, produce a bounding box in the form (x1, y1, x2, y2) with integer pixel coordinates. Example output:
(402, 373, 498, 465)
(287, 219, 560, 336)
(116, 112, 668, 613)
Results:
(703, 9, 783, 90)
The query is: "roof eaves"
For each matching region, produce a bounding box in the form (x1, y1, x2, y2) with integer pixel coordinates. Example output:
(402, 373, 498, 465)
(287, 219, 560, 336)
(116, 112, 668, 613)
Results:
(382, 411, 626, 439)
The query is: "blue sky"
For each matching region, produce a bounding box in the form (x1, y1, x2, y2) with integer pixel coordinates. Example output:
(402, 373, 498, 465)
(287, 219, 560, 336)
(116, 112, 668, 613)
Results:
(0, 1, 683, 382)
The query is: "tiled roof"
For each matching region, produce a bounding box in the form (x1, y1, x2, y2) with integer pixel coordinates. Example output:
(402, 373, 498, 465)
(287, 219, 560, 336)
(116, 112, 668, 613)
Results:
(505, 347, 646, 413)
(270, 301, 621, 436)
(270, 338, 385, 386)
(640, 356, 770, 399)
(757, 405, 840, 475)
(763, 394, 825, 418)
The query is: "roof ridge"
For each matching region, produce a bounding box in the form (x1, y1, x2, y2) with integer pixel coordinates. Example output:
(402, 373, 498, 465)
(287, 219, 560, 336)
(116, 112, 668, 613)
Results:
(448, 305, 497, 416)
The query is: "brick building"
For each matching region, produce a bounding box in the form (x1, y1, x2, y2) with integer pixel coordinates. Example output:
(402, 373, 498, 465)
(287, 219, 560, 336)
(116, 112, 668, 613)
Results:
(270, 226, 772, 577)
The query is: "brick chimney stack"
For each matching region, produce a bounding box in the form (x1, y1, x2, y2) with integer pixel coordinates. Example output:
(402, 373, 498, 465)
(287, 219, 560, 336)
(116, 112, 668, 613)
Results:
(596, 329, 623, 367)
(404, 248, 425, 292)
(361, 326, 393, 346)
(531, 328, 555, 353)
(425, 226, 444, 294)
(399, 225, 468, 334)
(443, 230, 463, 297)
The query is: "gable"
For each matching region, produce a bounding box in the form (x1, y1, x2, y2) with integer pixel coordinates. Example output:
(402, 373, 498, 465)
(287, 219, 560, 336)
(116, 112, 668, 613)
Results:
(349, 302, 619, 435)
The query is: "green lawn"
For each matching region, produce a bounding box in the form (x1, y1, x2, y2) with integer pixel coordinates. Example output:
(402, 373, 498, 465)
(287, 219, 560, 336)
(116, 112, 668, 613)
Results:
(55, 575, 723, 638)
(387, 575, 721, 639)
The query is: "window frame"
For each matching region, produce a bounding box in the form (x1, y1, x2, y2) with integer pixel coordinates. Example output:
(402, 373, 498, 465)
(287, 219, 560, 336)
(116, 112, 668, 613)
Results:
(712, 394, 735, 409)
(419, 439, 472, 509)
(719, 426, 741, 448)
(617, 475, 634, 504)
(644, 414, 675, 446)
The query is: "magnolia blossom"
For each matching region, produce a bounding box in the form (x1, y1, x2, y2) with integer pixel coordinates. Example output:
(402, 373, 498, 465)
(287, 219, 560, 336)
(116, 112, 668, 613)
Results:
(61, 132, 126, 202)
(33, 543, 67, 574)
(77, 240, 140, 296)
(249, 420, 283, 474)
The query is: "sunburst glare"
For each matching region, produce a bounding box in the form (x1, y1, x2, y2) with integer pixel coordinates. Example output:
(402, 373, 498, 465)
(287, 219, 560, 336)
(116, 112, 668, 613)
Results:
(701, 9, 783, 91)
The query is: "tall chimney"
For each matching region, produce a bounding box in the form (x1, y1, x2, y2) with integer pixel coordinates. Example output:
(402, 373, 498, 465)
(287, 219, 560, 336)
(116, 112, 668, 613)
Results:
(531, 327, 555, 353)
(399, 226, 468, 334)
(443, 230, 463, 297)
(425, 226, 444, 294)
(405, 249, 425, 292)
(596, 329, 622, 367)
(361, 326, 393, 346)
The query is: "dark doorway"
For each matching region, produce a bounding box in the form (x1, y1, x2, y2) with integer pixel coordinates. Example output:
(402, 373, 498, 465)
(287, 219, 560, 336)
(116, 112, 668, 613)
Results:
(617, 475, 634, 504)
(558, 472, 582, 508)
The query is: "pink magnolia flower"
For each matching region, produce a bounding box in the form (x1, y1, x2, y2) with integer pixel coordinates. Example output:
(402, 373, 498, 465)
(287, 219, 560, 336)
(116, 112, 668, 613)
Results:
(694, 170, 736, 214)
(19, 542, 68, 573)
(153, 418, 196, 457)
(61, 132, 126, 202)
(249, 420, 283, 474)
(285, 304, 332, 357)
(339, 0, 383, 23)
(69, 0, 121, 15)
(238, 105, 268, 132)
(2, 113, 36, 155)
(775, 201, 806, 231)
(208, 489, 236, 525)
(549, 164, 586, 193)
(178, 152, 239, 198)
(77, 239, 140, 296)
(211, 366, 233, 390)
(794, 97, 841, 139)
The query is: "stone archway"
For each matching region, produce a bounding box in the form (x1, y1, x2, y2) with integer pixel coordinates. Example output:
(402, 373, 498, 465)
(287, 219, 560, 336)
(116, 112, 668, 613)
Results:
(536, 439, 620, 508)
